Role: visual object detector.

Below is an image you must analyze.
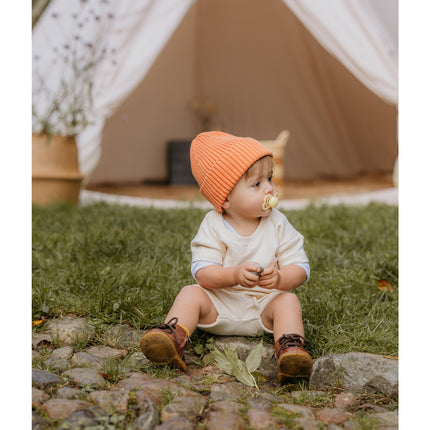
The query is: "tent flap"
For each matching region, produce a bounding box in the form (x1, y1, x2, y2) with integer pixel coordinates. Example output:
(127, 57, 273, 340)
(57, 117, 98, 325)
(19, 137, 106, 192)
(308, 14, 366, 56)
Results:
(283, 0, 398, 104)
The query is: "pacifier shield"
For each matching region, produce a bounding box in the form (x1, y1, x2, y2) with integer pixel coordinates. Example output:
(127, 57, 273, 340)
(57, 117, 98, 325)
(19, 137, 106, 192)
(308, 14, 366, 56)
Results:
(262, 193, 279, 210)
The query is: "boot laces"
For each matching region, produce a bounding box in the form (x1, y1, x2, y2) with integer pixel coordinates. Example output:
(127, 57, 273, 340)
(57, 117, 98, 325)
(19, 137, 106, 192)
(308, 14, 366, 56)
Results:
(272, 333, 305, 360)
(279, 333, 305, 349)
(151, 317, 191, 345)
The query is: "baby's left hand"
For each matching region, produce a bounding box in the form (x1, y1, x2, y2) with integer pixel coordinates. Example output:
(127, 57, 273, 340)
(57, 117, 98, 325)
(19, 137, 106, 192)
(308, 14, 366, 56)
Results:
(257, 266, 281, 289)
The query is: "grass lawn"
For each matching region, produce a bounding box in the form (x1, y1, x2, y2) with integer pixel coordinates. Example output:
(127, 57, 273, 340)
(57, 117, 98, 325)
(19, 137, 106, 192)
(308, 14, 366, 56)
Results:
(32, 202, 398, 359)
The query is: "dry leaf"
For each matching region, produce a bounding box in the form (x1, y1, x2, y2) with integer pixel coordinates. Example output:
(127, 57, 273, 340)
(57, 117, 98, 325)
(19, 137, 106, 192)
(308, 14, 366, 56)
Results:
(377, 279, 393, 293)
(232, 359, 256, 388)
(245, 341, 263, 373)
(32, 317, 47, 327)
(211, 342, 263, 389)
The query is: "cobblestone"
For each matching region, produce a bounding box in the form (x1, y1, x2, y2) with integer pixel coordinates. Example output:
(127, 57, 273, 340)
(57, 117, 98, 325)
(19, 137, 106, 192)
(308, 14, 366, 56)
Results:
(32, 316, 398, 429)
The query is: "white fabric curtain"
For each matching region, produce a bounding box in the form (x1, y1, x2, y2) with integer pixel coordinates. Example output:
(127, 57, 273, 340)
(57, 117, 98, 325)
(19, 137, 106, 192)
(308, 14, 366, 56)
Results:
(283, 0, 398, 105)
(33, 0, 194, 177)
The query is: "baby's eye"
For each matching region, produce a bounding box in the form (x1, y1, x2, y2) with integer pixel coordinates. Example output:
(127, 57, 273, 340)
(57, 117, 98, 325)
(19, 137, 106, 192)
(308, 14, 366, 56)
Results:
(253, 181, 260, 188)
(268, 175, 273, 182)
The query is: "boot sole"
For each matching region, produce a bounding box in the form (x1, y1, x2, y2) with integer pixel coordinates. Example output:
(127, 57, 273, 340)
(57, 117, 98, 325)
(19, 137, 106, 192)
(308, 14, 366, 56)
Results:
(140, 331, 187, 372)
(278, 351, 313, 383)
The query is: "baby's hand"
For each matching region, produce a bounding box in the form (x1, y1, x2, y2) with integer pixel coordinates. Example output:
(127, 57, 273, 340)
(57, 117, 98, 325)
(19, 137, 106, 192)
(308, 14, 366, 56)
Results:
(234, 262, 262, 288)
(258, 266, 281, 290)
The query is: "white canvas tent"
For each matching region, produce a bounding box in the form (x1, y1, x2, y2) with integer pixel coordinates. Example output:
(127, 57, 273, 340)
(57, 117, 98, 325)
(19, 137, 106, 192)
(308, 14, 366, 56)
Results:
(32, 0, 398, 183)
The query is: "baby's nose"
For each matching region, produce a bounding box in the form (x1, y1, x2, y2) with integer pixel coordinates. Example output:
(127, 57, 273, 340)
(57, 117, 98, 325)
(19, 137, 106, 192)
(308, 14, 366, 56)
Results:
(265, 181, 275, 194)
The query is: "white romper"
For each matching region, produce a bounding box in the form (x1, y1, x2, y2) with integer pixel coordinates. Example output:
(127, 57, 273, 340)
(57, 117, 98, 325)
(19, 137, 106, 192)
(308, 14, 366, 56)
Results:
(191, 209, 309, 336)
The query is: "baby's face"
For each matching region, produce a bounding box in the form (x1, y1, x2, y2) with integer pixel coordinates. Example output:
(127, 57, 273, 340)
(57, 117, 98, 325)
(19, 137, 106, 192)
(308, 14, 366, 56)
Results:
(223, 159, 277, 219)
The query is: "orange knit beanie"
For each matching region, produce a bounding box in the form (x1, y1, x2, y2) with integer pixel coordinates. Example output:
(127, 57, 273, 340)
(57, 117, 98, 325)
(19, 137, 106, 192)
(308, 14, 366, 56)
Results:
(190, 131, 273, 212)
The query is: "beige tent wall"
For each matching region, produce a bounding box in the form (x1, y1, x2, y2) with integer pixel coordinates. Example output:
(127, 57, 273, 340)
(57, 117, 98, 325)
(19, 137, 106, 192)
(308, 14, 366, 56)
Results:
(88, 0, 397, 184)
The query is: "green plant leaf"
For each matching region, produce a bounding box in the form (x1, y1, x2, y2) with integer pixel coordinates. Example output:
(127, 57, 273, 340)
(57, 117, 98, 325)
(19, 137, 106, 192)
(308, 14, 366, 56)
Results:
(211, 344, 263, 388)
(211, 347, 234, 374)
(232, 359, 257, 388)
(193, 344, 204, 355)
(245, 340, 263, 373)
(224, 345, 239, 362)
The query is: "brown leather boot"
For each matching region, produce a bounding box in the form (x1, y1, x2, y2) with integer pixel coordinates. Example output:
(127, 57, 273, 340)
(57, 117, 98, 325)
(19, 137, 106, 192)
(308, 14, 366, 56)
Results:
(140, 317, 190, 372)
(274, 333, 313, 383)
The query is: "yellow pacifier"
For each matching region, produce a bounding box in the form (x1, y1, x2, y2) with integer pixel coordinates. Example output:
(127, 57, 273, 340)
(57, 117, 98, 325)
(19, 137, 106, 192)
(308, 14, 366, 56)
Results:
(262, 192, 279, 211)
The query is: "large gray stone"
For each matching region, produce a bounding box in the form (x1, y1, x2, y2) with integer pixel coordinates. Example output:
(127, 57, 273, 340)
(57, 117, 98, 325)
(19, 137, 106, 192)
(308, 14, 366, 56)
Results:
(209, 381, 254, 402)
(45, 357, 70, 372)
(128, 351, 151, 368)
(277, 403, 315, 418)
(86, 345, 128, 359)
(63, 367, 106, 388)
(374, 411, 399, 427)
(89, 389, 129, 414)
(134, 399, 160, 430)
(160, 395, 207, 422)
(42, 398, 91, 420)
(44, 316, 95, 346)
(118, 373, 200, 406)
(56, 386, 85, 400)
(155, 416, 195, 430)
(204, 410, 247, 430)
(309, 352, 398, 397)
(32, 388, 50, 409)
(50, 345, 74, 360)
(32, 369, 60, 389)
(71, 351, 104, 369)
(247, 408, 280, 430)
(32, 332, 53, 350)
(32, 411, 49, 430)
(59, 405, 109, 429)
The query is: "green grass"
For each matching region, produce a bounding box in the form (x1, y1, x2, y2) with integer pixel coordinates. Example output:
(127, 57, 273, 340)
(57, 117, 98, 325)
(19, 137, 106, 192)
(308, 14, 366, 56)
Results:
(32, 202, 398, 358)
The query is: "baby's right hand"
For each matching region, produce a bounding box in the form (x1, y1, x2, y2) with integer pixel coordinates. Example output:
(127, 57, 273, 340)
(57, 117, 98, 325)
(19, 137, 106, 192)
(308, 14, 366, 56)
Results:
(234, 262, 261, 288)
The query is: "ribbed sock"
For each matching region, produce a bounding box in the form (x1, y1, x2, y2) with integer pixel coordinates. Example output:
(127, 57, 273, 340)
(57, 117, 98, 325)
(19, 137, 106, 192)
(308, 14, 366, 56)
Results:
(178, 324, 190, 337)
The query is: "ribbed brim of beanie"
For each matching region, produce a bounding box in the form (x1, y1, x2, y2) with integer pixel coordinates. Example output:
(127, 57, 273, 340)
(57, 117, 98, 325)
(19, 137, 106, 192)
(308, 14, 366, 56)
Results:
(190, 131, 273, 212)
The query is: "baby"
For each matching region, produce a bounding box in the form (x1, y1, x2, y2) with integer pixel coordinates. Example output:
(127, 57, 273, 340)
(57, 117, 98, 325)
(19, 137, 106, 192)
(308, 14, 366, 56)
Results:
(140, 131, 312, 383)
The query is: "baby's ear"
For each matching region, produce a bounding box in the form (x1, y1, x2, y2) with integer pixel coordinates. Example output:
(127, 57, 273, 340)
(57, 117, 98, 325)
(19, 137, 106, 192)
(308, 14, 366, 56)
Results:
(222, 198, 230, 211)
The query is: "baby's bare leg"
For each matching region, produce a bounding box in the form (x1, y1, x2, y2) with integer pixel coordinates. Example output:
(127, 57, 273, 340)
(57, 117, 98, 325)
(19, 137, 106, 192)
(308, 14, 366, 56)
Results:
(165, 285, 218, 335)
(261, 292, 304, 341)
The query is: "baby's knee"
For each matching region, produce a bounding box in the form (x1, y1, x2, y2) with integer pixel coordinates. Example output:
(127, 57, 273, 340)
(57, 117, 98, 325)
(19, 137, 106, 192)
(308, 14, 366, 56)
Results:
(180, 284, 203, 297)
(178, 285, 210, 304)
(275, 291, 301, 308)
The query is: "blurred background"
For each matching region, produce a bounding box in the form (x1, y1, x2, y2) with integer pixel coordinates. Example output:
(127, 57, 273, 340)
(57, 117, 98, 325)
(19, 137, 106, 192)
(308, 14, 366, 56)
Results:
(32, 0, 398, 203)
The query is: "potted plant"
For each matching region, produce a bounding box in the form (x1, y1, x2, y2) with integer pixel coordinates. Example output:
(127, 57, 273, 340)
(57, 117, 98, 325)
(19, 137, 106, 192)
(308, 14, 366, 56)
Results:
(32, 0, 116, 204)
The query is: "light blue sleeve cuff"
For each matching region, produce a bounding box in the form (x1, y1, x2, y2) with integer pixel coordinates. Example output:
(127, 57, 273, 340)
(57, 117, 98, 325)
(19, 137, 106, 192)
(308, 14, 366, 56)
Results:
(294, 262, 310, 282)
(191, 261, 220, 281)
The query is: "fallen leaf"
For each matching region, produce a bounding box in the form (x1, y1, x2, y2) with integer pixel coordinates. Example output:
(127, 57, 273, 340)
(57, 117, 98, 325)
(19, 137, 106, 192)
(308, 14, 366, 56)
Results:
(32, 317, 47, 327)
(232, 359, 257, 388)
(211, 343, 263, 389)
(377, 279, 393, 293)
(212, 347, 235, 375)
(245, 340, 263, 373)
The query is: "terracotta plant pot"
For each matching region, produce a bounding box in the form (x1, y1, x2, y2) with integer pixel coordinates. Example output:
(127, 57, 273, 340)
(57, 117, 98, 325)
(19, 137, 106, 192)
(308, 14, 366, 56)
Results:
(32, 133, 83, 205)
